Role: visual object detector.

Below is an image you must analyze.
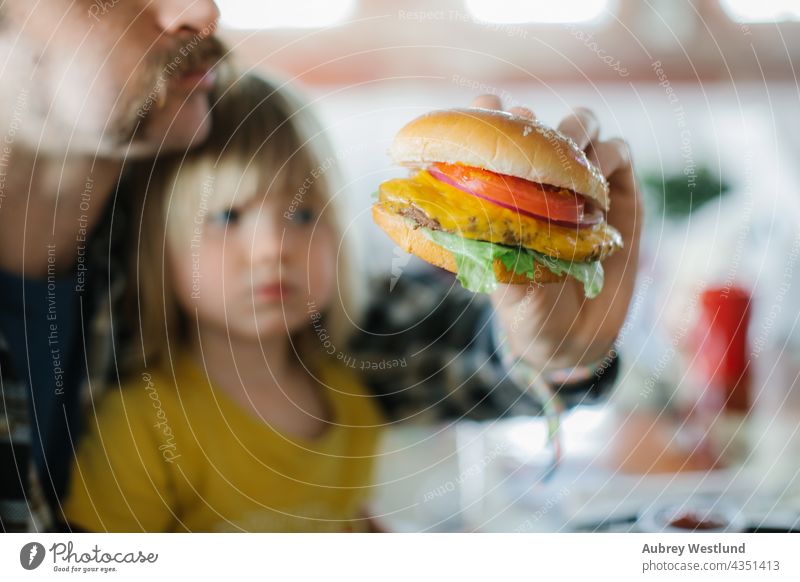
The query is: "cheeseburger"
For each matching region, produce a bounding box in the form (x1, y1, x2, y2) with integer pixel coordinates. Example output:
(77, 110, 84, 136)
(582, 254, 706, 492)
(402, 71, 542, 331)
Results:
(372, 108, 623, 297)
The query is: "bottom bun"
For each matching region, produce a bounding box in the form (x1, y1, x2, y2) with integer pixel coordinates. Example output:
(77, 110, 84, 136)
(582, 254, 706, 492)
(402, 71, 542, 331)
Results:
(372, 204, 564, 286)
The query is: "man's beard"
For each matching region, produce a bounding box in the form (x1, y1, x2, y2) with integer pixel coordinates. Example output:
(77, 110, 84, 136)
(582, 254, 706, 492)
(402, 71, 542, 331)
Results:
(113, 34, 229, 151)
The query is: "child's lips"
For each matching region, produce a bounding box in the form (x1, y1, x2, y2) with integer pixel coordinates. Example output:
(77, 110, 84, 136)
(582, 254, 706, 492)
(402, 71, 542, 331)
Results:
(254, 281, 292, 301)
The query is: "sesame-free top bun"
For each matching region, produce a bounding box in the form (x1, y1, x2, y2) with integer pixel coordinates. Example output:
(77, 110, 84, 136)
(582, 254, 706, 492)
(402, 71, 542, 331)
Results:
(389, 108, 610, 211)
(372, 204, 564, 286)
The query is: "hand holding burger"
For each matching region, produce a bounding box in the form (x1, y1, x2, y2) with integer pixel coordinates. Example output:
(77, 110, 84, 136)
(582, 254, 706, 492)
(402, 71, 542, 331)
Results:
(374, 96, 642, 375)
(485, 98, 642, 376)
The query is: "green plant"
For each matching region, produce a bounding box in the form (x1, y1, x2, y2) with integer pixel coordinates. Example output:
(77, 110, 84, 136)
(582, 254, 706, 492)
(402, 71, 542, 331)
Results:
(641, 166, 730, 219)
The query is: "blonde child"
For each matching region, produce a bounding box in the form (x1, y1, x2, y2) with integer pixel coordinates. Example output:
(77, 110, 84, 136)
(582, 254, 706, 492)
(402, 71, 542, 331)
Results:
(63, 74, 383, 532)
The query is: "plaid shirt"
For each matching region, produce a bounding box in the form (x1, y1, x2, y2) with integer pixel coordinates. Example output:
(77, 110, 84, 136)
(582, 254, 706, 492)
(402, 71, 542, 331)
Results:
(351, 269, 615, 422)
(0, 193, 616, 533)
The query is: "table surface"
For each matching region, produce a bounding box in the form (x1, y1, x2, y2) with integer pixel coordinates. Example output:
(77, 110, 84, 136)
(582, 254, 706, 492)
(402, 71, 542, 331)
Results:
(369, 404, 800, 532)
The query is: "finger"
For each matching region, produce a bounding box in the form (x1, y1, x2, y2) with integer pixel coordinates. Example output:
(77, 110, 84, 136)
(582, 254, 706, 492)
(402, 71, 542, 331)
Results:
(586, 137, 631, 180)
(557, 107, 600, 150)
(587, 138, 641, 243)
(508, 106, 535, 120)
(471, 94, 502, 110)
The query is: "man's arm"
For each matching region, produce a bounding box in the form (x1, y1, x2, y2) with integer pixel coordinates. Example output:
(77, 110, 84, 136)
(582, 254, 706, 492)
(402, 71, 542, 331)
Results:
(350, 268, 616, 423)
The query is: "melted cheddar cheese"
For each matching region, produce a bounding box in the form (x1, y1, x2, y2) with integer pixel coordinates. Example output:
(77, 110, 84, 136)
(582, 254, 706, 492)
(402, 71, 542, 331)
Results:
(378, 170, 622, 262)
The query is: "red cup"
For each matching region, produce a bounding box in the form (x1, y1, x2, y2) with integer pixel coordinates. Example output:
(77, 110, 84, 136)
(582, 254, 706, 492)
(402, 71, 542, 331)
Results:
(691, 286, 752, 413)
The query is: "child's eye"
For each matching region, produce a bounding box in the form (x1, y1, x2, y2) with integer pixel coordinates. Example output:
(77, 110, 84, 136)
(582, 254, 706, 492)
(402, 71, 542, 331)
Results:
(290, 208, 316, 225)
(209, 207, 241, 225)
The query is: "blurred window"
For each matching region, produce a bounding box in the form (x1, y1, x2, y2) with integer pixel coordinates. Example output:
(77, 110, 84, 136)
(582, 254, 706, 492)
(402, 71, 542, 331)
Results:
(465, 0, 612, 24)
(217, 0, 356, 29)
(720, 0, 800, 22)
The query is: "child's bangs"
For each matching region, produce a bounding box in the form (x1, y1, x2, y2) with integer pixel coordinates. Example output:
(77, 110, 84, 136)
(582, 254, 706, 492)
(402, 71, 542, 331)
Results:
(163, 152, 260, 232)
(258, 141, 330, 209)
(203, 153, 265, 212)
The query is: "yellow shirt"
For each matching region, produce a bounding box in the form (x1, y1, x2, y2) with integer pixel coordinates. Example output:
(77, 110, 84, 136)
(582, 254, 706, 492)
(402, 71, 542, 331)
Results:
(64, 352, 384, 532)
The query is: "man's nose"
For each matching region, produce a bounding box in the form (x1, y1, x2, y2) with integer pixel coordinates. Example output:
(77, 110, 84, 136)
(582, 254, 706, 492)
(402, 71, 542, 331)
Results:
(153, 0, 220, 37)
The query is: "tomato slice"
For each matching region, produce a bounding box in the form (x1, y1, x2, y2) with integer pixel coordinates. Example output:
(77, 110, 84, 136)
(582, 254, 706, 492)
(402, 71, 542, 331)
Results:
(428, 162, 593, 226)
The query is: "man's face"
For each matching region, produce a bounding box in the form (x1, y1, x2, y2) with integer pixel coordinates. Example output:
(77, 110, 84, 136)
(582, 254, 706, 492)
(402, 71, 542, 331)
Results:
(1, 0, 223, 158)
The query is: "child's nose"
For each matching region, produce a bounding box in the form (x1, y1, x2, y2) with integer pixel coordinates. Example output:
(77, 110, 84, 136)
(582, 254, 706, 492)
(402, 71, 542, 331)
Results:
(247, 213, 286, 265)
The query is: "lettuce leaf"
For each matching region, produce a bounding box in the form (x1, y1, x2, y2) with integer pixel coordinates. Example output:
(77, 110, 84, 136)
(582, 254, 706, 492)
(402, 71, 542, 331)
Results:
(424, 228, 604, 298)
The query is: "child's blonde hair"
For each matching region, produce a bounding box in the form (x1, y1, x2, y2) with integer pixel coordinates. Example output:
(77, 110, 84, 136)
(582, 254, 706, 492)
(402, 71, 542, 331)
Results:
(125, 73, 364, 373)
